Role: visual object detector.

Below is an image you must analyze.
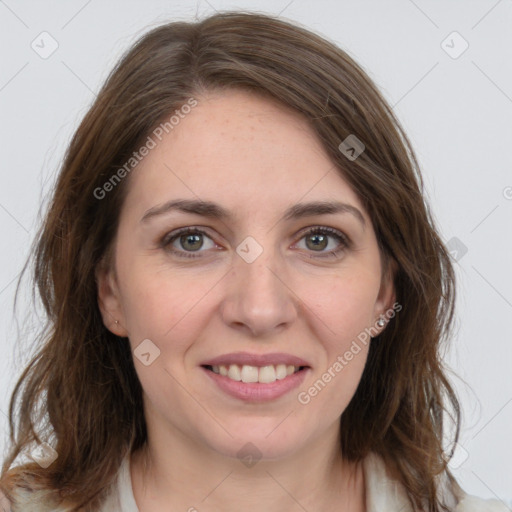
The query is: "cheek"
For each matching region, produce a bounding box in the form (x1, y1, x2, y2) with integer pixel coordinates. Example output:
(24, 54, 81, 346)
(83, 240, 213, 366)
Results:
(301, 270, 380, 345)
(296, 274, 376, 416)
(116, 254, 219, 353)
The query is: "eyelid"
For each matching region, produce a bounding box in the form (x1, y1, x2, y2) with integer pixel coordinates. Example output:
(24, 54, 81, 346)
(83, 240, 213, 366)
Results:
(160, 226, 217, 246)
(159, 226, 221, 259)
(292, 225, 351, 258)
(295, 225, 350, 246)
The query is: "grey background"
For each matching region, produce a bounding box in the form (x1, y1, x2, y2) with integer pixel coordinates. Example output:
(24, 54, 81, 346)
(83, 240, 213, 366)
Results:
(1, 0, 511, 505)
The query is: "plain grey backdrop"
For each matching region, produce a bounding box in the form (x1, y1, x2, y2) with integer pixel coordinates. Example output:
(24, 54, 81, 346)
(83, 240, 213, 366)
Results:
(1, 0, 511, 505)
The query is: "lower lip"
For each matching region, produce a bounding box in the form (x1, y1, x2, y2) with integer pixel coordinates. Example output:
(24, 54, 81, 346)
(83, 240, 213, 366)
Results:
(201, 366, 309, 402)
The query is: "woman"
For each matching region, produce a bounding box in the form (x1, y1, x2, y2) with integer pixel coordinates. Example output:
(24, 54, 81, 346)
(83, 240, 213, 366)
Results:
(0, 11, 508, 512)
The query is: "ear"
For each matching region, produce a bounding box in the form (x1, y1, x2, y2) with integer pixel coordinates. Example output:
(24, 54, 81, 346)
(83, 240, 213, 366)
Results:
(372, 257, 398, 335)
(95, 257, 128, 337)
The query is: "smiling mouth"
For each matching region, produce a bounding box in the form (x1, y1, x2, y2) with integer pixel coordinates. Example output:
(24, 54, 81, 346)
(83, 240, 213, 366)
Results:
(202, 364, 307, 384)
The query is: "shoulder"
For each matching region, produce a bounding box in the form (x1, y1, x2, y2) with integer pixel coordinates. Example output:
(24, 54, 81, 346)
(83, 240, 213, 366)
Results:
(0, 490, 12, 512)
(0, 485, 67, 512)
(1, 484, 122, 512)
(0, 456, 129, 512)
(1, 465, 63, 512)
(454, 493, 511, 512)
(363, 452, 511, 512)
(448, 470, 510, 511)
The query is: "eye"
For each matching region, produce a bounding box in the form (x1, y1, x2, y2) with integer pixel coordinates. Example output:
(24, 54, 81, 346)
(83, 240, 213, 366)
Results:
(294, 226, 350, 258)
(159, 226, 350, 260)
(160, 227, 219, 258)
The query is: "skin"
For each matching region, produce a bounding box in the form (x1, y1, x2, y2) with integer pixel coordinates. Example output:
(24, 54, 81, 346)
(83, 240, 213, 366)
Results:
(97, 89, 395, 512)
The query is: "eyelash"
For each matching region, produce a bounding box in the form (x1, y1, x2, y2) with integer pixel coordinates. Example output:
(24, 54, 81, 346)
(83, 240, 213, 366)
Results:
(158, 226, 350, 260)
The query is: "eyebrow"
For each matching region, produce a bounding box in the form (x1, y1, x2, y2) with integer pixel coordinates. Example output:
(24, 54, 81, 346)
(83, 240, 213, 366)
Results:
(140, 198, 366, 228)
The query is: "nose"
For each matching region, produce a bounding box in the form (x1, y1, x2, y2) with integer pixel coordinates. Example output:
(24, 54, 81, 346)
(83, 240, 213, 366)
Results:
(220, 246, 298, 338)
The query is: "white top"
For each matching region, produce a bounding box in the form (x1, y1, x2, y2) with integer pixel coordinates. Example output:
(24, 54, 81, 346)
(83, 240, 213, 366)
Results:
(98, 452, 510, 512)
(4, 452, 510, 511)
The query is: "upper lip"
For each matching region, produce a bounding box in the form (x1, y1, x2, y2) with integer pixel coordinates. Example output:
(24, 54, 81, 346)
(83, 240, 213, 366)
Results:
(201, 352, 311, 368)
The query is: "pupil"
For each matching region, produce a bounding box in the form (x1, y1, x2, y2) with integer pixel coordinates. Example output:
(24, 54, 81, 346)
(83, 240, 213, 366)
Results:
(306, 233, 327, 251)
(181, 234, 203, 251)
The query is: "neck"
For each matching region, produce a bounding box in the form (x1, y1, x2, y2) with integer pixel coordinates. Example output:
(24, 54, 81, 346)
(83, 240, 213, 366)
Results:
(130, 427, 366, 512)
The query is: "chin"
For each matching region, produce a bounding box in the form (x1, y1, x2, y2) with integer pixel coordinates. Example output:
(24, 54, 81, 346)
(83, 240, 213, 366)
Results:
(206, 422, 309, 462)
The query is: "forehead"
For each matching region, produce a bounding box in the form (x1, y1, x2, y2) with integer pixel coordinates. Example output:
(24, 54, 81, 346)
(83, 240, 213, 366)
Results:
(124, 89, 367, 222)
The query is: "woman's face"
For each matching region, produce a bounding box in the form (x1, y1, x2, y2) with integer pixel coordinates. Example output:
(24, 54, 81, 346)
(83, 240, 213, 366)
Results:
(98, 89, 395, 461)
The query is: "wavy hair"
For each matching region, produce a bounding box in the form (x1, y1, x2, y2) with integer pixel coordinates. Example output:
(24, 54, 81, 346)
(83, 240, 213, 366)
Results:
(1, 11, 459, 511)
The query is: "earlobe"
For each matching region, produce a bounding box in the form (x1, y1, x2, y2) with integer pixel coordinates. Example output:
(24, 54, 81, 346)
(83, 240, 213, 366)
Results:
(95, 261, 128, 337)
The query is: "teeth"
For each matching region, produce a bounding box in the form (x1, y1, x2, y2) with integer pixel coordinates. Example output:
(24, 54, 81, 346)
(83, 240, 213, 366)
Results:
(241, 365, 259, 383)
(211, 363, 302, 383)
(259, 365, 276, 383)
(227, 364, 242, 381)
(275, 364, 288, 380)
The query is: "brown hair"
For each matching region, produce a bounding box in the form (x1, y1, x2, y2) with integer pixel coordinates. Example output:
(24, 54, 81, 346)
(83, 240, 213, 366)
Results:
(1, 11, 460, 511)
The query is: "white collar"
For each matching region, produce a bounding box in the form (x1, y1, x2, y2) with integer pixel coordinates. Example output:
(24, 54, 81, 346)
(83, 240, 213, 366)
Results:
(6, 451, 508, 511)
(363, 452, 415, 511)
(108, 451, 508, 512)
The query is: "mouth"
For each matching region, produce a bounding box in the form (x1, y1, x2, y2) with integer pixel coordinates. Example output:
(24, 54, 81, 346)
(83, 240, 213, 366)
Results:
(201, 363, 308, 384)
(200, 362, 310, 402)
(199, 352, 311, 402)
